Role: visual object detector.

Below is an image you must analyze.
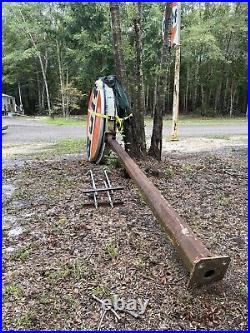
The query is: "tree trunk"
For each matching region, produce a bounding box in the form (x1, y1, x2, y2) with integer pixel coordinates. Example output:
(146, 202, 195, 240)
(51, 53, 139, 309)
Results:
(148, 3, 172, 160)
(18, 9, 51, 115)
(171, 44, 181, 140)
(214, 80, 221, 112)
(65, 68, 69, 116)
(145, 84, 149, 114)
(152, 78, 158, 118)
(185, 66, 189, 112)
(38, 54, 51, 116)
(201, 84, 206, 115)
(56, 39, 66, 117)
(110, 2, 140, 157)
(193, 58, 199, 111)
(229, 82, 236, 118)
(132, 2, 146, 154)
(36, 72, 42, 112)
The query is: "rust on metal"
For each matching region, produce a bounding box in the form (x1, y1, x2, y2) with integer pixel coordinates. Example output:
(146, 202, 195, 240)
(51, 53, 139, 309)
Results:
(105, 133, 230, 287)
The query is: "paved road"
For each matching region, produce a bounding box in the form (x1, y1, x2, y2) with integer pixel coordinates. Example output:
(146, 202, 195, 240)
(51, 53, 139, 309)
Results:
(2, 117, 248, 145)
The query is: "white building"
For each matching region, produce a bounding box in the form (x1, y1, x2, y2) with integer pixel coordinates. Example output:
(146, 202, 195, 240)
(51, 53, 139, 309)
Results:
(2, 93, 16, 115)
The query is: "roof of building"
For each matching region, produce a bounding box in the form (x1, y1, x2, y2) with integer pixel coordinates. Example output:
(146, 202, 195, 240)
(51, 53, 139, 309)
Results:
(2, 93, 14, 98)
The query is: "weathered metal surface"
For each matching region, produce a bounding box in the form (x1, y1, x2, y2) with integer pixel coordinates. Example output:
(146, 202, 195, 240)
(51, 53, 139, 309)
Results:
(89, 170, 98, 208)
(105, 133, 230, 287)
(82, 187, 124, 194)
(84, 170, 123, 208)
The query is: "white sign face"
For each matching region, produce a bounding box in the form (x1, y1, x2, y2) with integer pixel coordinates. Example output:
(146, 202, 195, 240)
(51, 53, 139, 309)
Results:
(170, 2, 181, 47)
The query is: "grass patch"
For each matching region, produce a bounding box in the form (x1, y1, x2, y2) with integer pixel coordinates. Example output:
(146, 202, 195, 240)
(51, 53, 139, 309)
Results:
(56, 215, 68, 226)
(92, 285, 112, 298)
(4, 282, 23, 297)
(182, 163, 194, 173)
(106, 152, 121, 169)
(11, 248, 30, 262)
(40, 116, 86, 126)
(41, 115, 247, 127)
(2, 139, 86, 159)
(54, 138, 86, 154)
(240, 284, 248, 299)
(217, 195, 230, 206)
(144, 116, 247, 126)
(46, 267, 71, 285)
(71, 259, 87, 280)
(104, 240, 118, 258)
(17, 310, 38, 327)
(138, 192, 147, 206)
(165, 166, 174, 178)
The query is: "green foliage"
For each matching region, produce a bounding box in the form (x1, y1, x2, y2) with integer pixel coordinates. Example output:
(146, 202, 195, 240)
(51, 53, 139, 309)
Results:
(4, 282, 23, 298)
(138, 192, 147, 206)
(217, 195, 230, 206)
(11, 248, 30, 262)
(106, 153, 122, 169)
(240, 284, 248, 299)
(17, 310, 38, 327)
(2, 2, 248, 117)
(41, 116, 86, 126)
(104, 240, 118, 258)
(46, 267, 71, 285)
(182, 164, 194, 173)
(55, 139, 86, 154)
(92, 285, 111, 298)
(165, 166, 174, 178)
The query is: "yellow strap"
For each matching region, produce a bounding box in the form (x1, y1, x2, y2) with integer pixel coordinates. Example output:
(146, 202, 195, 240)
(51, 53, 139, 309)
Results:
(88, 109, 132, 133)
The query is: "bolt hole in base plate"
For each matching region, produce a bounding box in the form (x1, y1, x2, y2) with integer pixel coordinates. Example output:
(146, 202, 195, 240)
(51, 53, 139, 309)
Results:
(188, 256, 231, 287)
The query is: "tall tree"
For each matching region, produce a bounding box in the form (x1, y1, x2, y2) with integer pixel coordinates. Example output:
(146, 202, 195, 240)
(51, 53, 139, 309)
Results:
(18, 6, 52, 116)
(2, 2, 248, 119)
(132, 2, 146, 154)
(148, 3, 172, 160)
(110, 2, 145, 157)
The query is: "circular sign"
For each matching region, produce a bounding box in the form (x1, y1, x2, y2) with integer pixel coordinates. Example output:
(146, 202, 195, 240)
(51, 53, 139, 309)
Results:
(86, 80, 106, 163)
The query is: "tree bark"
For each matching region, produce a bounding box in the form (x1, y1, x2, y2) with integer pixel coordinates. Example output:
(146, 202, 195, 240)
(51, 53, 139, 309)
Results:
(148, 3, 172, 160)
(65, 68, 69, 116)
(193, 55, 199, 112)
(152, 78, 158, 118)
(132, 2, 146, 154)
(214, 80, 221, 112)
(110, 2, 142, 157)
(185, 66, 189, 112)
(36, 72, 42, 112)
(56, 39, 66, 117)
(18, 9, 51, 115)
(229, 82, 236, 118)
(223, 77, 229, 112)
(145, 84, 149, 114)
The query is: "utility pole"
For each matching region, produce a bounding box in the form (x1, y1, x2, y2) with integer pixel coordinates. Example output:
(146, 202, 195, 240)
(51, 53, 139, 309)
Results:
(170, 2, 181, 141)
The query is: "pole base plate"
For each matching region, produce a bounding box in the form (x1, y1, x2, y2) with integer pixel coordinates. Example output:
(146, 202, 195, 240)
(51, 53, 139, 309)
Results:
(188, 256, 231, 287)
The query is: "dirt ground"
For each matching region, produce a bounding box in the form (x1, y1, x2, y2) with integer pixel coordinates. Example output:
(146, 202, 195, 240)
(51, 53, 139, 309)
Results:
(2, 148, 248, 330)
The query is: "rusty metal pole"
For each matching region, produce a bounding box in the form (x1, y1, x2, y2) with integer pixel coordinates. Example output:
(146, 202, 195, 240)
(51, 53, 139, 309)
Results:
(105, 134, 230, 287)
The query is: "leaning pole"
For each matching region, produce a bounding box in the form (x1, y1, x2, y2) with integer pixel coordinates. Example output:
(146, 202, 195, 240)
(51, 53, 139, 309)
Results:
(86, 76, 230, 287)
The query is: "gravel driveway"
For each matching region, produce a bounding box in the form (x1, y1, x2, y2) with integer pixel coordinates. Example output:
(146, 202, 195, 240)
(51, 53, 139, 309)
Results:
(2, 117, 248, 145)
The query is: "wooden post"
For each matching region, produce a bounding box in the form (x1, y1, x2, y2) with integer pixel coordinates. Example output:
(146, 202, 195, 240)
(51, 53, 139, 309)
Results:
(171, 44, 181, 141)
